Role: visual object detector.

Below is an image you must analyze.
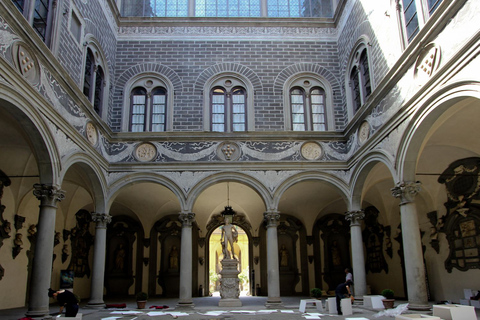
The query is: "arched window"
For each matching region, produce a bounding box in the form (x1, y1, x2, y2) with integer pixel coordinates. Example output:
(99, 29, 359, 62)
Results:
(284, 75, 331, 131)
(346, 43, 373, 118)
(82, 39, 109, 118)
(289, 86, 326, 131)
(123, 75, 172, 132)
(210, 86, 246, 132)
(83, 48, 94, 100)
(204, 76, 253, 132)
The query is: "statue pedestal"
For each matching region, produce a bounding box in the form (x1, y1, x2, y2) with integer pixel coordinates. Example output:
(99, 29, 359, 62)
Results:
(218, 258, 242, 307)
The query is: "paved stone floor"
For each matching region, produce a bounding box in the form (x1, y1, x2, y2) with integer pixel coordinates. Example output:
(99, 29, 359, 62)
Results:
(2, 296, 479, 320)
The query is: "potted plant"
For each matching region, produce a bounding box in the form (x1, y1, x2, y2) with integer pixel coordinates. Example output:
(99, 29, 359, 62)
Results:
(310, 288, 323, 299)
(136, 292, 148, 309)
(381, 289, 395, 309)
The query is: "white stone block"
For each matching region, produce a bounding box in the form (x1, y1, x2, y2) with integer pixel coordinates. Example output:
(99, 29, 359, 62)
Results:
(363, 295, 385, 309)
(327, 297, 337, 314)
(464, 289, 474, 299)
(470, 300, 480, 308)
(433, 304, 476, 320)
(459, 299, 471, 306)
(341, 298, 353, 316)
(395, 314, 441, 320)
(299, 299, 324, 313)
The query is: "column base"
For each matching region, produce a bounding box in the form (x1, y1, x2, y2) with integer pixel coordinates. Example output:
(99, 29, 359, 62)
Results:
(265, 297, 283, 308)
(176, 300, 195, 309)
(408, 302, 431, 311)
(25, 308, 49, 318)
(86, 301, 105, 308)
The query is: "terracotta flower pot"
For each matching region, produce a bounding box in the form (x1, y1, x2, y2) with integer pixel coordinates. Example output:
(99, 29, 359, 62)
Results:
(382, 299, 395, 309)
(137, 301, 147, 309)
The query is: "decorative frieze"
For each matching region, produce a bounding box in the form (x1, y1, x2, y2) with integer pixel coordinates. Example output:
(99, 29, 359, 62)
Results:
(118, 26, 337, 40)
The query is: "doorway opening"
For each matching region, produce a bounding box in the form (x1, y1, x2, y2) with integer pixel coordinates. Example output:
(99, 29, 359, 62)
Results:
(209, 225, 250, 296)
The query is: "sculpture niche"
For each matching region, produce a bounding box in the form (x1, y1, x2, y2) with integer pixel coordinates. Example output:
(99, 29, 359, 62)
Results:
(218, 217, 242, 307)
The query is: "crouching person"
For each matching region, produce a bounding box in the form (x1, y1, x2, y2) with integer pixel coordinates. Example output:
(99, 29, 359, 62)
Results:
(335, 280, 353, 315)
(48, 288, 79, 317)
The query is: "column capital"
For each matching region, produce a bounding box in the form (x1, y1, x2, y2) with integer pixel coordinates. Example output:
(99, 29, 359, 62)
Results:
(391, 181, 422, 205)
(345, 210, 365, 226)
(91, 212, 112, 227)
(264, 211, 280, 228)
(179, 212, 195, 227)
(33, 184, 65, 206)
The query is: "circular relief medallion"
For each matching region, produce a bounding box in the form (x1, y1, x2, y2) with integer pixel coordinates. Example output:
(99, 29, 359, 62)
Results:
(358, 121, 370, 145)
(135, 143, 157, 162)
(217, 142, 241, 161)
(301, 142, 323, 160)
(85, 122, 98, 146)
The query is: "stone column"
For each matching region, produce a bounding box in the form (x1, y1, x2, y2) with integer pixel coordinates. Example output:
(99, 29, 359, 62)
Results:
(391, 181, 429, 310)
(177, 212, 195, 307)
(264, 211, 282, 307)
(345, 210, 367, 299)
(26, 184, 65, 318)
(87, 212, 112, 308)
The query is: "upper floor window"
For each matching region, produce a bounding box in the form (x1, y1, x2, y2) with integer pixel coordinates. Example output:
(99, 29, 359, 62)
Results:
(196, 0, 260, 17)
(290, 86, 326, 131)
(400, 0, 443, 44)
(12, 0, 55, 45)
(123, 76, 173, 132)
(211, 86, 246, 132)
(120, 0, 335, 17)
(268, 0, 327, 17)
(82, 39, 108, 118)
(284, 75, 333, 131)
(130, 87, 167, 132)
(347, 44, 372, 117)
(204, 75, 254, 132)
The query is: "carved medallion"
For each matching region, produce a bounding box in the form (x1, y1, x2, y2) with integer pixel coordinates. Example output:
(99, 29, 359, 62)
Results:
(217, 142, 240, 161)
(85, 122, 98, 146)
(300, 142, 322, 160)
(358, 121, 370, 145)
(11, 42, 39, 85)
(135, 143, 157, 162)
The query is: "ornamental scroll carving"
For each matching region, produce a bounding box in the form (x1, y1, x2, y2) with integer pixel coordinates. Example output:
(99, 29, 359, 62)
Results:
(438, 157, 480, 272)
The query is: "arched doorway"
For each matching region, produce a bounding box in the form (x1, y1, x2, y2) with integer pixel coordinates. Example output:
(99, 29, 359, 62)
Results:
(209, 225, 250, 296)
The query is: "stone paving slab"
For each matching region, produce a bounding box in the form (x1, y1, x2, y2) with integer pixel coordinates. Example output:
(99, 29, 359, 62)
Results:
(1, 297, 479, 320)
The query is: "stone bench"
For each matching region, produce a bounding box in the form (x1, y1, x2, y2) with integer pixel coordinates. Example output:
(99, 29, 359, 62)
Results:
(325, 297, 352, 315)
(433, 305, 476, 320)
(363, 295, 385, 309)
(299, 299, 323, 313)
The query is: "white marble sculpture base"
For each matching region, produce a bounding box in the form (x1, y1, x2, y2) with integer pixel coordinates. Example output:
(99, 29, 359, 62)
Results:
(219, 298, 243, 307)
(219, 258, 242, 307)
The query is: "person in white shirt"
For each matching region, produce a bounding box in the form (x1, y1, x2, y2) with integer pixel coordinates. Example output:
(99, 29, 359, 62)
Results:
(345, 268, 353, 283)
